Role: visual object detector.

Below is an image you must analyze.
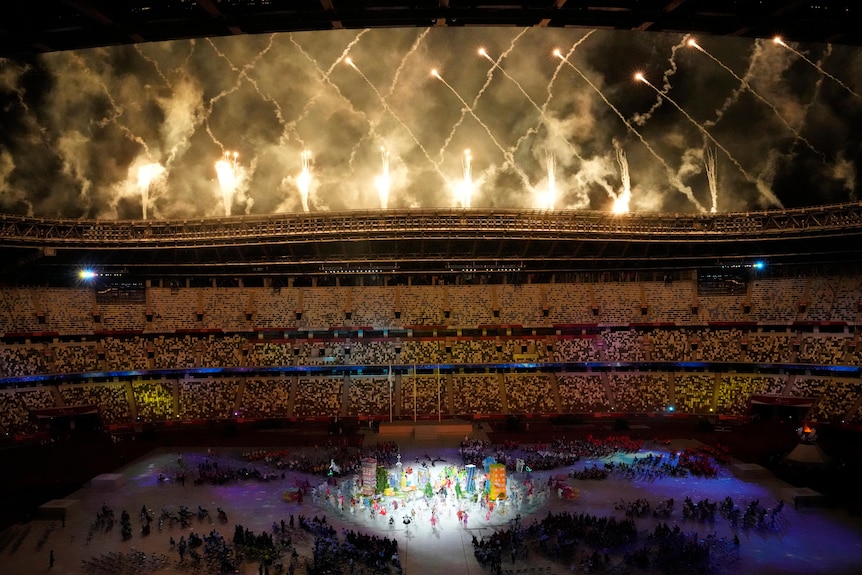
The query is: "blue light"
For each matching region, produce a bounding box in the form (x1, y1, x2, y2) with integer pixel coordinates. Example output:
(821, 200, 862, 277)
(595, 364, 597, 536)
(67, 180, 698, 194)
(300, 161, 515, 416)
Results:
(667, 405, 675, 412)
(79, 269, 96, 280)
(753, 261, 765, 270)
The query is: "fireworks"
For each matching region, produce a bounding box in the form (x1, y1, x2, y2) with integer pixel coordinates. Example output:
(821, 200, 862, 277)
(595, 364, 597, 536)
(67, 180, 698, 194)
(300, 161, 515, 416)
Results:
(636, 74, 781, 208)
(375, 147, 391, 209)
(455, 149, 474, 208)
(612, 143, 631, 215)
(297, 150, 312, 213)
(215, 151, 240, 216)
(535, 154, 556, 211)
(688, 37, 824, 160)
(8, 28, 860, 219)
(773, 36, 861, 100)
(136, 163, 164, 220)
(556, 52, 706, 213)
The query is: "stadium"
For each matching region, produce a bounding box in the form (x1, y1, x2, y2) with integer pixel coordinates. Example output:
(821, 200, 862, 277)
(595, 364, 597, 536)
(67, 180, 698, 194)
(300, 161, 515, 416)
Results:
(2, 2, 862, 575)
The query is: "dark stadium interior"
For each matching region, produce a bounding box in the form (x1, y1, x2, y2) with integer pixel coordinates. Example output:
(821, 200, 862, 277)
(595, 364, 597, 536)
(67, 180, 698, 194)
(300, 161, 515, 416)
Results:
(2, 2, 862, 575)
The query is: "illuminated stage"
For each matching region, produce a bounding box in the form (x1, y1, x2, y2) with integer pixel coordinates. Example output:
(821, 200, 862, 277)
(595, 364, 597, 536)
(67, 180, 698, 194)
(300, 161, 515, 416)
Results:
(2, 435, 862, 575)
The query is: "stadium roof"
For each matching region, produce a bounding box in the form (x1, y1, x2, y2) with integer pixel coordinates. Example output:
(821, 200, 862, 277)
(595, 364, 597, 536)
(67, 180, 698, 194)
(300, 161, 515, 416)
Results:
(1, 1, 859, 59)
(2, 203, 862, 281)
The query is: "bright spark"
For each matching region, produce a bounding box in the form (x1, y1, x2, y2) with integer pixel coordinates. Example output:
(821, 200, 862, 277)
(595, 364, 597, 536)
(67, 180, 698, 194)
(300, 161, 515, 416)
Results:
(215, 150, 240, 216)
(375, 146, 391, 209)
(297, 150, 312, 212)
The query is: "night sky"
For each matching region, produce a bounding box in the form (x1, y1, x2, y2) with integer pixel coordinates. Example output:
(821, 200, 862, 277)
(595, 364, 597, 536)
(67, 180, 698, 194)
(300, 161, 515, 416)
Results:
(0, 27, 860, 220)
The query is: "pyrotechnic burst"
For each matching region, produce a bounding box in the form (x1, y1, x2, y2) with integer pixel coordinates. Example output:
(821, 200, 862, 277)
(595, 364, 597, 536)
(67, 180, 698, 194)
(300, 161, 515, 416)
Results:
(612, 143, 631, 214)
(215, 151, 240, 216)
(455, 149, 475, 208)
(1, 28, 859, 218)
(535, 154, 557, 211)
(375, 147, 392, 209)
(297, 150, 312, 212)
(705, 146, 718, 213)
(137, 163, 165, 220)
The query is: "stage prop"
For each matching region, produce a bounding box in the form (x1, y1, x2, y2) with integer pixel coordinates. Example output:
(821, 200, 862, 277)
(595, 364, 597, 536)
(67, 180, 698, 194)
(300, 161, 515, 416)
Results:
(361, 457, 377, 496)
(489, 463, 507, 500)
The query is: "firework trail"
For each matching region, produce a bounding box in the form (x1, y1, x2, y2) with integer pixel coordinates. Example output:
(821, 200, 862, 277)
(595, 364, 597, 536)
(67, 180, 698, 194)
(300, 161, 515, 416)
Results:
(137, 163, 165, 219)
(349, 28, 431, 168)
(534, 153, 556, 211)
(632, 35, 690, 126)
(637, 73, 782, 207)
(705, 146, 718, 213)
(689, 39, 824, 160)
(375, 147, 391, 209)
(775, 37, 862, 100)
(296, 150, 312, 212)
(432, 69, 532, 189)
(456, 149, 474, 208)
(613, 142, 631, 214)
(346, 58, 443, 179)
(480, 48, 587, 164)
(556, 52, 706, 213)
(436, 28, 529, 163)
(510, 30, 595, 156)
(202, 38, 275, 151)
(287, 30, 371, 133)
(215, 150, 241, 215)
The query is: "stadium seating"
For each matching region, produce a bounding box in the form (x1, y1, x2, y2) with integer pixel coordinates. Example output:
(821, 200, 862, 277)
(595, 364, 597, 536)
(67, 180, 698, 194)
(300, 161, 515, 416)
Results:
(2, 277, 861, 428)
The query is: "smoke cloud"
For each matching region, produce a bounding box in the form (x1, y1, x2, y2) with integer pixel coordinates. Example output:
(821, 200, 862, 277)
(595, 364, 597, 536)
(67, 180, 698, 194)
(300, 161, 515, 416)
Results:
(0, 28, 859, 219)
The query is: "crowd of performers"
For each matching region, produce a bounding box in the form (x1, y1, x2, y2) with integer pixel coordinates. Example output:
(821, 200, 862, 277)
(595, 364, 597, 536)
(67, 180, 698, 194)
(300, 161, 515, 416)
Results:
(133, 435, 766, 574)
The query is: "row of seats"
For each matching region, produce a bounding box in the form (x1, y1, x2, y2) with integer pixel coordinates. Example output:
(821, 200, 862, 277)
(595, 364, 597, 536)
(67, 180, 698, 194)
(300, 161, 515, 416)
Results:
(2, 372, 859, 435)
(3, 329, 860, 378)
(3, 276, 862, 335)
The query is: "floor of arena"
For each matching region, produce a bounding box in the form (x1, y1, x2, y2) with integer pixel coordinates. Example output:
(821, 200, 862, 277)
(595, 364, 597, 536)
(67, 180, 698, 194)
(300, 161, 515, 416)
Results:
(2, 423, 862, 575)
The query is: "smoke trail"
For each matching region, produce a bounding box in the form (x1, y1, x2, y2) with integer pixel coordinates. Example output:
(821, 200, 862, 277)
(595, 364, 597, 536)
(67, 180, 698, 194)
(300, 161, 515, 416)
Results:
(556, 54, 706, 213)
(68, 51, 151, 155)
(202, 38, 276, 151)
(210, 35, 285, 125)
(613, 142, 631, 214)
(346, 58, 443, 179)
(511, 30, 595, 156)
(632, 35, 690, 126)
(480, 48, 587, 164)
(775, 37, 862, 100)
(436, 28, 529, 163)
(638, 74, 782, 207)
(348, 28, 431, 168)
(134, 45, 173, 89)
(432, 69, 532, 189)
(690, 39, 824, 161)
(288, 30, 371, 132)
(704, 146, 718, 213)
